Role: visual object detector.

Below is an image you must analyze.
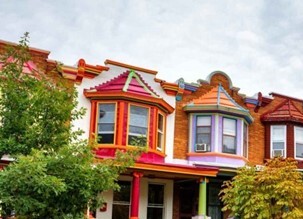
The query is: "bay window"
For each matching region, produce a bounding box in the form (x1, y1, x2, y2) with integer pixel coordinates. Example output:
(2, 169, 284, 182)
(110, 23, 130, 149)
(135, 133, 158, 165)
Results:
(222, 118, 237, 154)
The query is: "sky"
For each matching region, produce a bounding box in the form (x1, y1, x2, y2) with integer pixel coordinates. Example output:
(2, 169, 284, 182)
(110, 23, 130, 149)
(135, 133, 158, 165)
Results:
(1, 0, 303, 98)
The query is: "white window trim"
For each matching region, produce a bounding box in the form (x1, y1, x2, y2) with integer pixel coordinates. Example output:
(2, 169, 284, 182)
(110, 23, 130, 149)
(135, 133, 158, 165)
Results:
(243, 121, 249, 158)
(222, 117, 237, 154)
(195, 115, 212, 152)
(295, 126, 303, 160)
(270, 125, 286, 158)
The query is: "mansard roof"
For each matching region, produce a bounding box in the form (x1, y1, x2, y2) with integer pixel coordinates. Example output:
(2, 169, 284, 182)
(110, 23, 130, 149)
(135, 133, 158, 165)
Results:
(183, 84, 253, 123)
(261, 99, 303, 123)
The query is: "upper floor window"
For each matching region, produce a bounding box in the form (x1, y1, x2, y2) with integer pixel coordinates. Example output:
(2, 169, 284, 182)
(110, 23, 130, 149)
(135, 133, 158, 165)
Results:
(97, 103, 116, 144)
(222, 118, 237, 154)
(295, 127, 303, 159)
(271, 125, 286, 158)
(157, 113, 165, 151)
(195, 116, 211, 152)
(128, 105, 149, 146)
(243, 123, 248, 157)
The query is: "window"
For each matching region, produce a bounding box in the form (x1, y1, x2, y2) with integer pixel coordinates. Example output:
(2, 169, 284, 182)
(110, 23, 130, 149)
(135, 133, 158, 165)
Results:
(147, 184, 164, 219)
(97, 103, 116, 144)
(271, 125, 286, 158)
(222, 118, 237, 154)
(295, 127, 303, 159)
(112, 181, 131, 219)
(157, 113, 165, 151)
(128, 105, 149, 146)
(195, 116, 211, 152)
(243, 123, 248, 157)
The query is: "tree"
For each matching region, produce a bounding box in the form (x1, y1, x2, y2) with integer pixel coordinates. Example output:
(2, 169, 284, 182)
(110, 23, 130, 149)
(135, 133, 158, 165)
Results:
(220, 157, 303, 219)
(0, 34, 139, 218)
(0, 143, 137, 219)
(0, 33, 82, 157)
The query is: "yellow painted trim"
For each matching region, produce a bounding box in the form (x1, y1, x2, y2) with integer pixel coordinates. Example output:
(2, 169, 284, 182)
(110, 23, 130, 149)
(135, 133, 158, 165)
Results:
(126, 103, 150, 148)
(133, 163, 218, 177)
(95, 101, 117, 145)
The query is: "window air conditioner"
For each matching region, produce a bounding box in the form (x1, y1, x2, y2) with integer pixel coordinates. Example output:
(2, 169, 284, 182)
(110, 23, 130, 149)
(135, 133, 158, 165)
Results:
(255, 165, 264, 171)
(195, 143, 207, 152)
(272, 149, 284, 157)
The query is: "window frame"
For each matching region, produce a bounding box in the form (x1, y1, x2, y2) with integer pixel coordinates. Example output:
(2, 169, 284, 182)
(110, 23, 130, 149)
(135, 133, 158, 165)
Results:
(147, 183, 165, 219)
(127, 103, 150, 147)
(222, 117, 237, 154)
(112, 180, 132, 219)
(270, 125, 286, 158)
(156, 112, 166, 152)
(243, 122, 248, 158)
(295, 126, 303, 160)
(195, 115, 212, 152)
(96, 102, 117, 145)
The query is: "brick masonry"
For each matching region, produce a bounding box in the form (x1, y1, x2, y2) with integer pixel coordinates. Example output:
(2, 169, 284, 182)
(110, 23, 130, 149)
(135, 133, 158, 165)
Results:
(174, 72, 303, 168)
(174, 72, 250, 160)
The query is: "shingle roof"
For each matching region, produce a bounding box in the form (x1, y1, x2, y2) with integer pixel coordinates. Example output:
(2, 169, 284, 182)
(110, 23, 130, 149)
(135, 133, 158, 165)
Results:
(262, 99, 303, 122)
(184, 84, 253, 123)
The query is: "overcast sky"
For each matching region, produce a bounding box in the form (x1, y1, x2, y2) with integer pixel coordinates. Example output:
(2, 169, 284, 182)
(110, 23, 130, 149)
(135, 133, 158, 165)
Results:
(2, 0, 303, 98)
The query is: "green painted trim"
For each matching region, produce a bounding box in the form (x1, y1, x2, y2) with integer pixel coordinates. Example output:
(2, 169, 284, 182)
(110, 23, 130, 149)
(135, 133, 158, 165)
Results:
(122, 70, 135, 92)
(123, 70, 159, 98)
(198, 180, 207, 216)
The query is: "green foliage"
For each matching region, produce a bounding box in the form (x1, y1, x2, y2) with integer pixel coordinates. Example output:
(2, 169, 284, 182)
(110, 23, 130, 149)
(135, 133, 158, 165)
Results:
(0, 32, 84, 157)
(129, 135, 147, 147)
(220, 158, 303, 219)
(0, 142, 140, 219)
(0, 34, 140, 218)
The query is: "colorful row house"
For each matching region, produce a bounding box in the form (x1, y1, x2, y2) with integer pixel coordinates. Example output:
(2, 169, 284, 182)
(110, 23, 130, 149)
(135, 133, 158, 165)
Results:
(2, 39, 303, 219)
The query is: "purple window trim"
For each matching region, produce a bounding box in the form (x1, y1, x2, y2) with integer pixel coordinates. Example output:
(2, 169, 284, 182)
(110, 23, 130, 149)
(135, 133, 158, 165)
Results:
(211, 115, 215, 152)
(218, 116, 223, 152)
(191, 114, 213, 152)
(191, 116, 196, 152)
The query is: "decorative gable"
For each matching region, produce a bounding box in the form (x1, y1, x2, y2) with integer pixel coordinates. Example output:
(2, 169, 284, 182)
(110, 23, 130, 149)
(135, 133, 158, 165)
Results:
(84, 70, 174, 114)
(261, 99, 303, 123)
(87, 70, 160, 98)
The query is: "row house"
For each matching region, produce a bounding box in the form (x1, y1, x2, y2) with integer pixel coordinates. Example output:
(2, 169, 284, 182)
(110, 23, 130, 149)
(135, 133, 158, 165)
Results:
(71, 59, 219, 219)
(2, 39, 303, 219)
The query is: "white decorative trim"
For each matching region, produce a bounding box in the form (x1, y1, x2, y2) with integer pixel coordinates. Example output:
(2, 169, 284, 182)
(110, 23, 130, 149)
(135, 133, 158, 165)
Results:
(270, 125, 286, 158)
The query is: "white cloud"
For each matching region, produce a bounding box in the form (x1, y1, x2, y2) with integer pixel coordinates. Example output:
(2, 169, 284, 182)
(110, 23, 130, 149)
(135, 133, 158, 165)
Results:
(1, 0, 303, 99)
